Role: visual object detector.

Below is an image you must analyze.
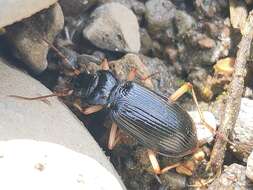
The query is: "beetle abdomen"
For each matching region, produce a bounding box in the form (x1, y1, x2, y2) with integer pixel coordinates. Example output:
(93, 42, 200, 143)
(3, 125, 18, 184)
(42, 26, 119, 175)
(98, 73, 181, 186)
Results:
(109, 82, 197, 157)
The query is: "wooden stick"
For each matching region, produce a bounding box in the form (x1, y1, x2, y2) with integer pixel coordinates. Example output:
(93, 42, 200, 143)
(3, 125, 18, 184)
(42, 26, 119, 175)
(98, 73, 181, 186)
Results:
(208, 11, 253, 174)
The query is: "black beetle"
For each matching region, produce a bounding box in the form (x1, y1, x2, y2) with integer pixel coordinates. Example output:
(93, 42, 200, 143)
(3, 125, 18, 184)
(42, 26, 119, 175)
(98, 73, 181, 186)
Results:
(72, 61, 206, 174)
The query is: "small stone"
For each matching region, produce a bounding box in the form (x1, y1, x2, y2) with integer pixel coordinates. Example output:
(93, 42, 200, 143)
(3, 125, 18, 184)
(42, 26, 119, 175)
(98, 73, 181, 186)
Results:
(59, 0, 97, 17)
(109, 54, 153, 89)
(6, 3, 64, 73)
(208, 164, 251, 190)
(145, 0, 176, 35)
(188, 111, 217, 143)
(83, 3, 140, 53)
(229, 0, 248, 30)
(246, 151, 253, 182)
(0, 0, 57, 28)
(230, 98, 253, 160)
(174, 10, 196, 37)
(160, 172, 187, 190)
(198, 36, 216, 49)
(139, 28, 153, 55)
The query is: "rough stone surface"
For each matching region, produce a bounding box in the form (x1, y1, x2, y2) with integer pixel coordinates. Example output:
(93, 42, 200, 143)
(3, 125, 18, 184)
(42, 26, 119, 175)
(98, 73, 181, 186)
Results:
(230, 98, 253, 160)
(139, 55, 181, 95)
(0, 0, 57, 28)
(145, 0, 176, 35)
(83, 3, 140, 53)
(208, 164, 252, 190)
(246, 151, 253, 182)
(0, 58, 126, 189)
(59, 0, 97, 17)
(0, 140, 123, 190)
(109, 53, 153, 89)
(6, 3, 64, 73)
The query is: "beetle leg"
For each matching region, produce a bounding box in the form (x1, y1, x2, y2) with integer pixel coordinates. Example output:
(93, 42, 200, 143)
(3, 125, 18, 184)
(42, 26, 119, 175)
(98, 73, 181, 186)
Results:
(108, 122, 120, 150)
(73, 103, 103, 115)
(101, 58, 110, 70)
(148, 150, 161, 174)
(169, 83, 215, 134)
(148, 150, 182, 174)
(127, 67, 137, 81)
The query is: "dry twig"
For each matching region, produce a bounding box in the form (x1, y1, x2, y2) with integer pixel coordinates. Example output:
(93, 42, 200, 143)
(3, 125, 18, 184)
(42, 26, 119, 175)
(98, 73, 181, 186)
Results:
(208, 11, 253, 173)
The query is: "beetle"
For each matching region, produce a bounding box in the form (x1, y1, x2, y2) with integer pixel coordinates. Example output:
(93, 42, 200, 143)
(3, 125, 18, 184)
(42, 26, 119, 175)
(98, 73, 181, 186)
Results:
(71, 59, 213, 174)
(10, 57, 213, 174)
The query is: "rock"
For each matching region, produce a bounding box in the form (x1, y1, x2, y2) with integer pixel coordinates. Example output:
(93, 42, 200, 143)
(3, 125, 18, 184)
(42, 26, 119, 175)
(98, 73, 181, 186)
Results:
(0, 58, 126, 189)
(98, 0, 146, 17)
(145, 0, 176, 35)
(0, 0, 57, 28)
(229, 0, 248, 30)
(83, 3, 140, 53)
(6, 3, 64, 73)
(246, 151, 253, 182)
(174, 10, 196, 37)
(59, 0, 98, 17)
(139, 28, 154, 55)
(0, 140, 124, 190)
(109, 54, 153, 89)
(230, 98, 253, 160)
(208, 164, 251, 190)
(188, 111, 217, 143)
(160, 172, 187, 190)
(140, 55, 180, 95)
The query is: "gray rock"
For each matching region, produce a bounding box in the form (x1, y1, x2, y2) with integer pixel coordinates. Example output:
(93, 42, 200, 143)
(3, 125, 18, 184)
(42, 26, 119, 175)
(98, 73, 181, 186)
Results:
(0, 58, 126, 189)
(139, 55, 180, 95)
(174, 10, 196, 37)
(139, 28, 153, 55)
(83, 3, 140, 53)
(230, 98, 253, 160)
(0, 0, 57, 28)
(145, 0, 176, 35)
(59, 0, 98, 17)
(6, 3, 64, 73)
(98, 0, 146, 17)
(246, 151, 253, 182)
(208, 164, 252, 190)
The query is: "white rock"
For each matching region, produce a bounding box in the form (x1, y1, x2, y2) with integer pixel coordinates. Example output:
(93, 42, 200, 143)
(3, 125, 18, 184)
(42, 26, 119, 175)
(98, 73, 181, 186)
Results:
(230, 98, 253, 159)
(246, 151, 253, 182)
(83, 3, 140, 53)
(0, 140, 123, 190)
(188, 111, 217, 143)
(0, 0, 57, 28)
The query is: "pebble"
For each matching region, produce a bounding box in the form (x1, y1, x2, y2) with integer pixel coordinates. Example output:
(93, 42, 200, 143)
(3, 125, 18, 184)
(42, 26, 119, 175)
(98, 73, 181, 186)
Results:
(246, 151, 253, 182)
(208, 164, 251, 190)
(230, 98, 253, 160)
(145, 0, 176, 36)
(0, 0, 57, 28)
(59, 0, 97, 17)
(188, 111, 217, 144)
(83, 3, 140, 53)
(6, 3, 64, 73)
(174, 10, 196, 37)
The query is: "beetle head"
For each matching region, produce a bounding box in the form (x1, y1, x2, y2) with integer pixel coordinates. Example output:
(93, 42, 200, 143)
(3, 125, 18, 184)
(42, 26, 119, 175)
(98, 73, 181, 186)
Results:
(77, 70, 118, 106)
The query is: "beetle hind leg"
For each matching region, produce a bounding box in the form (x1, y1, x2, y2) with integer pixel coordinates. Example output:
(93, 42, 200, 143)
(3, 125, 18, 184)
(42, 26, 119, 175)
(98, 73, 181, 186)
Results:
(148, 150, 181, 174)
(108, 122, 120, 150)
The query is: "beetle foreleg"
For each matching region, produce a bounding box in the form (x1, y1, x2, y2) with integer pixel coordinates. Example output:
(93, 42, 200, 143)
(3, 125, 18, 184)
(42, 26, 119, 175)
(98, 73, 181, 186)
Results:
(74, 103, 103, 115)
(108, 122, 120, 150)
